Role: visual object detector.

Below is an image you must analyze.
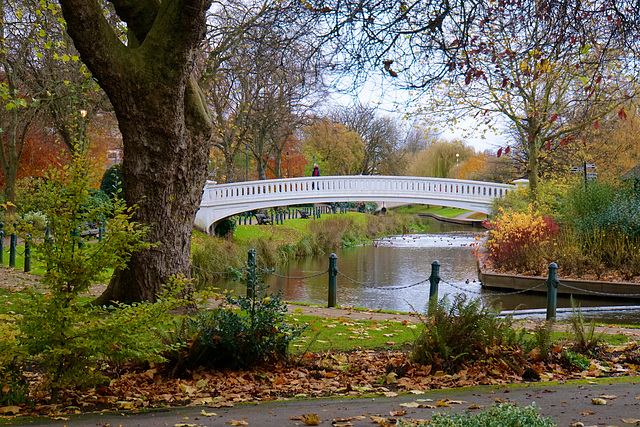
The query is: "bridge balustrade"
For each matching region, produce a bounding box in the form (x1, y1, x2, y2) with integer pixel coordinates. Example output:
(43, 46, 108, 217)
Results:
(195, 176, 515, 234)
(202, 177, 509, 202)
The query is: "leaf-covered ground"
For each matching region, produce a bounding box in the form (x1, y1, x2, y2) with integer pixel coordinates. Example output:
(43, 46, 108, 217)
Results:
(5, 339, 640, 421)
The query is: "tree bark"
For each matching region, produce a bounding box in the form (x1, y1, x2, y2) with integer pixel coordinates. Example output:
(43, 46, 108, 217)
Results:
(59, 0, 213, 304)
(527, 138, 540, 202)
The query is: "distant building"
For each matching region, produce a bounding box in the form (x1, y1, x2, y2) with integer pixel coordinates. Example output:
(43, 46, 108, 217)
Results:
(106, 149, 122, 169)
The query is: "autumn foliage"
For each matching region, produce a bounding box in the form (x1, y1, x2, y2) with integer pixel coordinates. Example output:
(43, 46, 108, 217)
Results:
(484, 208, 560, 274)
(0, 122, 68, 188)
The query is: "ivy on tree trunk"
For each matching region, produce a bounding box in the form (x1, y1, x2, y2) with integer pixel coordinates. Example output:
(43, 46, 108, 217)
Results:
(58, 0, 213, 304)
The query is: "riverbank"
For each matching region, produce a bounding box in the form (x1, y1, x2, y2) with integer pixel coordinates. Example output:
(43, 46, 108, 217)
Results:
(191, 211, 425, 285)
(417, 212, 486, 228)
(2, 264, 639, 339)
(478, 264, 640, 300)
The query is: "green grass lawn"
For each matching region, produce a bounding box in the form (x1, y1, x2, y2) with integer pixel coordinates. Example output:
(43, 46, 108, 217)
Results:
(0, 247, 47, 276)
(287, 313, 421, 353)
(0, 242, 114, 281)
(391, 204, 470, 217)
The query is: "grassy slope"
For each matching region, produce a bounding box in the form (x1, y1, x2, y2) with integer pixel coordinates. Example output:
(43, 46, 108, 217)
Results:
(233, 212, 369, 246)
(392, 204, 489, 219)
(391, 204, 469, 217)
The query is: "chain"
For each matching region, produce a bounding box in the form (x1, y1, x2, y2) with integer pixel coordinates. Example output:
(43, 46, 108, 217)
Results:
(486, 282, 546, 295)
(440, 279, 485, 295)
(267, 270, 328, 280)
(558, 281, 640, 297)
(440, 278, 546, 296)
(336, 270, 429, 290)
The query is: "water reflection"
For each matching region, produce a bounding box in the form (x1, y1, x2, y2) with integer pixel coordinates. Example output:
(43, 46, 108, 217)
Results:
(216, 217, 640, 324)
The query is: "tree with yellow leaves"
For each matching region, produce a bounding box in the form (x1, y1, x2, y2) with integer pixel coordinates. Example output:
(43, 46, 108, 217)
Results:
(302, 118, 364, 176)
(421, 2, 638, 200)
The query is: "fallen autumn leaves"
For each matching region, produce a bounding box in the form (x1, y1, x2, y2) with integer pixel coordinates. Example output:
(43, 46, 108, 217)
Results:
(5, 340, 640, 421)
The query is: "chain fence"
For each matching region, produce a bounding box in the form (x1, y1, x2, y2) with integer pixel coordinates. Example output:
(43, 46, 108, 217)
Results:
(337, 270, 430, 290)
(558, 281, 640, 297)
(269, 270, 328, 280)
(192, 250, 640, 321)
(441, 278, 547, 296)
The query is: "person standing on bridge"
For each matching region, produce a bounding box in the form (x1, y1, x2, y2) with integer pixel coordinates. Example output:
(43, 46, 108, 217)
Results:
(312, 163, 320, 189)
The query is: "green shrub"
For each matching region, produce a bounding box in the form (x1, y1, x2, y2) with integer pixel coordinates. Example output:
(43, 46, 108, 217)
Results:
(215, 217, 236, 238)
(20, 211, 48, 231)
(14, 177, 50, 215)
(559, 180, 640, 277)
(567, 299, 604, 355)
(100, 163, 123, 198)
(293, 235, 316, 257)
(0, 314, 29, 405)
(526, 321, 554, 361)
(411, 294, 525, 372)
(560, 180, 616, 226)
(19, 283, 183, 402)
(14, 155, 167, 403)
(187, 281, 304, 369)
(492, 177, 572, 217)
(560, 349, 590, 371)
(398, 403, 555, 427)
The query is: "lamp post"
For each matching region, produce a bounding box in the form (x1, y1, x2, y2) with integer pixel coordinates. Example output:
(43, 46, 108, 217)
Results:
(79, 109, 88, 151)
(286, 151, 290, 177)
(456, 153, 459, 179)
(245, 145, 249, 181)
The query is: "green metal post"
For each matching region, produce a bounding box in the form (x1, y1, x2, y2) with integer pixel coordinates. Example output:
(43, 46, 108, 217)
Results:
(328, 253, 338, 307)
(9, 224, 17, 268)
(428, 260, 441, 315)
(246, 248, 257, 298)
(24, 235, 31, 273)
(546, 262, 559, 321)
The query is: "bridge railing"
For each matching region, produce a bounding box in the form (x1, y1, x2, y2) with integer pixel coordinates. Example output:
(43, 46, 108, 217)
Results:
(200, 176, 514, 207)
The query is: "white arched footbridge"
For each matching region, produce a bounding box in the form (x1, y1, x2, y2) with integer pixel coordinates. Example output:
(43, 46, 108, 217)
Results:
(194, 176, 515, 234)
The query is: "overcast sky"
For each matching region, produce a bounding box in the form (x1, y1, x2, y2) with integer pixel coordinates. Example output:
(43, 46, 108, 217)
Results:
(336, 76, 505, 153)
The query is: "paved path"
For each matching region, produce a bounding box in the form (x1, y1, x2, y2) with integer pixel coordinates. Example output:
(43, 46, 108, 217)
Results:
(13, 379, 640, 426)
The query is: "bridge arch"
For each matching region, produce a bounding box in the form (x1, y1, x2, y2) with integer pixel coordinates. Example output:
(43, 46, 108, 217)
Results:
(194, 175, 515, 235)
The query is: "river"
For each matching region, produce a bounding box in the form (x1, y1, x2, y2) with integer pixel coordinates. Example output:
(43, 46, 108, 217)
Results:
(218, 217, 640, 324)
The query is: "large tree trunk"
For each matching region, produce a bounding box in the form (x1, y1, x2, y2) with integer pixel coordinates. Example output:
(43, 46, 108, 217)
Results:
(527, 139, 540, 203)
(60, 0, 213, 304)
(96, 79, 211, 304)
